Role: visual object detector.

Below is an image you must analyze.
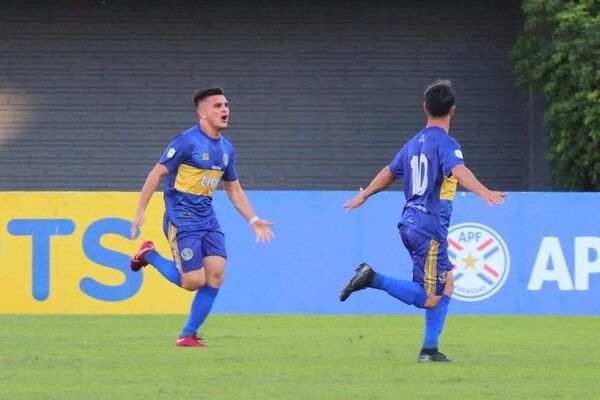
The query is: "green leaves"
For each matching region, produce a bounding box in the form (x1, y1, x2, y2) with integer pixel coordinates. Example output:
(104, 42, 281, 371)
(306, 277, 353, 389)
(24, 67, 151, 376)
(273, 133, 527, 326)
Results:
(511, 0, 600, 190)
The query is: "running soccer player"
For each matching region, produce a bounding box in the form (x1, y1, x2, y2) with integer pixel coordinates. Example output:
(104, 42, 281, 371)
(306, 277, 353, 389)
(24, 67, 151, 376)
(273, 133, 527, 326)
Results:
(129, 87, 274, 347)
(339, 80, 506, 362)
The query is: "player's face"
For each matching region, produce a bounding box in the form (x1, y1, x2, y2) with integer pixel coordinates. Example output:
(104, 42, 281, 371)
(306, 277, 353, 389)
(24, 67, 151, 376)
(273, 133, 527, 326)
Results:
(198, 95, 229, 132)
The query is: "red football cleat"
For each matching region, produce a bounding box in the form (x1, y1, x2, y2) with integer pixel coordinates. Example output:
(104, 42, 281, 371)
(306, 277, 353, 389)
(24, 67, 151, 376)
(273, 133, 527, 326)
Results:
(175, 335, 207, 347)
(130, 240, 155, 271)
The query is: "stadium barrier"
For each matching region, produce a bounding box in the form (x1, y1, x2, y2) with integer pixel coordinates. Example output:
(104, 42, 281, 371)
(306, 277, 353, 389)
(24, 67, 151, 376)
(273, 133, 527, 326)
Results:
(0, 192, 598, 315)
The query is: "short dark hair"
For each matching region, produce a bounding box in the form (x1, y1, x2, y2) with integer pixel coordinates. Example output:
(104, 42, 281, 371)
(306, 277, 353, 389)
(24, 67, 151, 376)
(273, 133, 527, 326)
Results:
(193, 87, 225, 107)
(424, 79, 455, 117)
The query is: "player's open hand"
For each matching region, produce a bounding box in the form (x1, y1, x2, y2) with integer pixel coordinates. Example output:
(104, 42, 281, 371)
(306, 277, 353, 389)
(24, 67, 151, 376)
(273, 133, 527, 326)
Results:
(481, 190, 507, 206)
(343, 188, 367, 212)
(130, 210, 145, 239)
(252, 219, 275, 243)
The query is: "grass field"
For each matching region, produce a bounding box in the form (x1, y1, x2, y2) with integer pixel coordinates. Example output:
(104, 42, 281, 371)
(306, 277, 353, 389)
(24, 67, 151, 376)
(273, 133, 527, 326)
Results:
(1, 315, 599, 399)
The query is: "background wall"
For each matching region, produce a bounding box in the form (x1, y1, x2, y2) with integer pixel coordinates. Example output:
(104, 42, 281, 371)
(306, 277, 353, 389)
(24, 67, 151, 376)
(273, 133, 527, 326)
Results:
(0, 0, 541, 191)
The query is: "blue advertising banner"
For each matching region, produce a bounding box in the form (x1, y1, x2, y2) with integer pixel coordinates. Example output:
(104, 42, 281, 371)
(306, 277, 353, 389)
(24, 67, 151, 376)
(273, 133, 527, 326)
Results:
(1, 192, 598, 315)
(214, 191, 600, 315)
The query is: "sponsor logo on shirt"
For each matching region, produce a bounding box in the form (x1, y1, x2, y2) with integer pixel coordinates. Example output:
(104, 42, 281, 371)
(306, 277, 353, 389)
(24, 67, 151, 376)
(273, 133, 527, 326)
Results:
(167, 148, 176, 158)
(200, 175, 220, 190)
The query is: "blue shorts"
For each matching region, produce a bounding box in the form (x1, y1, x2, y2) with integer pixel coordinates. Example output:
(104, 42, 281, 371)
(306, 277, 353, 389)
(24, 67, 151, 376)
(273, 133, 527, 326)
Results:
(399, 224, 452, 296)
(162, 217, 227, 273)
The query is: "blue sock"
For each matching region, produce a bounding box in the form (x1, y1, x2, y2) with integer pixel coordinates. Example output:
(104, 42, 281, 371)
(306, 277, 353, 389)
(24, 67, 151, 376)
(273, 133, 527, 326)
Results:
(146, 251, 182, 287)
(180, 285, 220, 337)
(370, 273, 427, 308)
(422, 294, 451, 350)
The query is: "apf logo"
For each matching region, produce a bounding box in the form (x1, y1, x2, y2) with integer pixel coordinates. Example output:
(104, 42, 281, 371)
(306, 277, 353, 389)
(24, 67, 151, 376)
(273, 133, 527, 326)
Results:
(447, 223, 510, 302)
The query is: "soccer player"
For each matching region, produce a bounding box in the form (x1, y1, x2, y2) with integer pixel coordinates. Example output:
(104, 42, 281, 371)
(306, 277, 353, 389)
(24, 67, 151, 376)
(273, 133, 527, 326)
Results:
(339, 80, 506, 362)
(129, 87, 274, 347)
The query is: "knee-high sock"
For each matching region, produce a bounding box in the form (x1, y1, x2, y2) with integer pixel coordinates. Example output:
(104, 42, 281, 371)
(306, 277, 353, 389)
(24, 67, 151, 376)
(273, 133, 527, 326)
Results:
(422, 294, 451, 350)
(370, 273, 427, 308)
(146, 251, 182, 287)
(180, 285, 220, 337)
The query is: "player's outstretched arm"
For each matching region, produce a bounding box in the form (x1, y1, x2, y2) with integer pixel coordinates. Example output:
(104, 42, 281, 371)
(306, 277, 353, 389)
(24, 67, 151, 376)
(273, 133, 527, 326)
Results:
(451, 164, 507, 206)
(223, 179, 275, 243)
(343, 165, 396, 212)
(130, 163, 169, 239)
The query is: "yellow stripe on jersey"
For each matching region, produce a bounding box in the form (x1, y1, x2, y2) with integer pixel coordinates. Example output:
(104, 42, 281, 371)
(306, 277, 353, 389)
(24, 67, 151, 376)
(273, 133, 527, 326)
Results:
(167, 223, 183, 273)
(440, 176, 458, 201)
(424, 240, 440, 295)
(175, 164, 224, 197)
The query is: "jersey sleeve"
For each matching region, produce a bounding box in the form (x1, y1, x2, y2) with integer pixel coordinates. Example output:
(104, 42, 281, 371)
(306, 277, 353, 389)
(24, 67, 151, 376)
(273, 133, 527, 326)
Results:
(439, 137, 465, 177)
(158, 135, 192, 172)
(222, 148, 238, 182)
(389, 145, 406, 178)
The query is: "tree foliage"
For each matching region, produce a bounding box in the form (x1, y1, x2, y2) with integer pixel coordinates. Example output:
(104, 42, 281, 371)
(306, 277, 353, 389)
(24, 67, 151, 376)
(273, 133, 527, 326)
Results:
(511, 0, 600, 190)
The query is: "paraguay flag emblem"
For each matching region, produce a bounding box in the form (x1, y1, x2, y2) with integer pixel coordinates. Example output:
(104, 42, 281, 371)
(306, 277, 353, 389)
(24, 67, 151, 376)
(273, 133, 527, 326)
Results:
(447, 223, 510, 302)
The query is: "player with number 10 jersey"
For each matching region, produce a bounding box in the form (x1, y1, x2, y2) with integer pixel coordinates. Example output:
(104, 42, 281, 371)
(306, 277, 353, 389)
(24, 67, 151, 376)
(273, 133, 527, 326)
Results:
(340, 80, 506, 362)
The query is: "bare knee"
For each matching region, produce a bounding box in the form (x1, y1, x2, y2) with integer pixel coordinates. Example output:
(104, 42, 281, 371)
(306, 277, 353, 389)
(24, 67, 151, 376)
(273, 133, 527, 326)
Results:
(181, 271, 206, 291)
(181, 281, 201, 291)
(424, 281, 453, 308)
(206, 271, 225, 288)
(204, 256, 226, 288)
(423, 295, 441, 309)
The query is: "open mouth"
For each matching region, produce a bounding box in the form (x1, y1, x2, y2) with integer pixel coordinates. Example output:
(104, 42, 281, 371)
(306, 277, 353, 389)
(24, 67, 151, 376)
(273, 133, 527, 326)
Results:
(221, 115, 228, 123)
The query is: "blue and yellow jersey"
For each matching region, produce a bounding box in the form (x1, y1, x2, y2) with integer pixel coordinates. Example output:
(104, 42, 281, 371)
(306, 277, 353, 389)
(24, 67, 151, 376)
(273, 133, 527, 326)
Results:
(158, 125, 238, 231)
(389, 127, 465, 241)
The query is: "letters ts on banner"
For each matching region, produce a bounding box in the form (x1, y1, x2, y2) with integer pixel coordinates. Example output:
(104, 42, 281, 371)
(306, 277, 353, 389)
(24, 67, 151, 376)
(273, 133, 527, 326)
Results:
(7, 218, 142, 302)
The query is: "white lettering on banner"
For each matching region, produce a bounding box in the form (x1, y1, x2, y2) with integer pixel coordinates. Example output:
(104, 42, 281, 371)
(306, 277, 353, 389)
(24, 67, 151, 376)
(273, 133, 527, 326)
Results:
(528, 236, 600, 291)
(574, 236, 600, 291)
(528, 237, 573, 290)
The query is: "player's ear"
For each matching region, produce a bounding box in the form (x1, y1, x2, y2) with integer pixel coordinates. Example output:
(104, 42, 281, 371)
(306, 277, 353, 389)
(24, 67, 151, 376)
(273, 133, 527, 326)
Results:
(423, 102, 429, 116)
(449, 105, 456, 118)
(197, 105, 206, 120)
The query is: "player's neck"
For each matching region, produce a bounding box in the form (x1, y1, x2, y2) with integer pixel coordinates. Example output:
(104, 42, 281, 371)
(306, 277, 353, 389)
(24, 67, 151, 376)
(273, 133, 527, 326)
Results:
(425, 118, 451, 134)
(199, 120, 222, 139)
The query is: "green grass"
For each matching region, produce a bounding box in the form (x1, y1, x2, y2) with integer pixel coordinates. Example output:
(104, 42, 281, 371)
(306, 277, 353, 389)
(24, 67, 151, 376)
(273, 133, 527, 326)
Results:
(1, 315, 599, 399)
